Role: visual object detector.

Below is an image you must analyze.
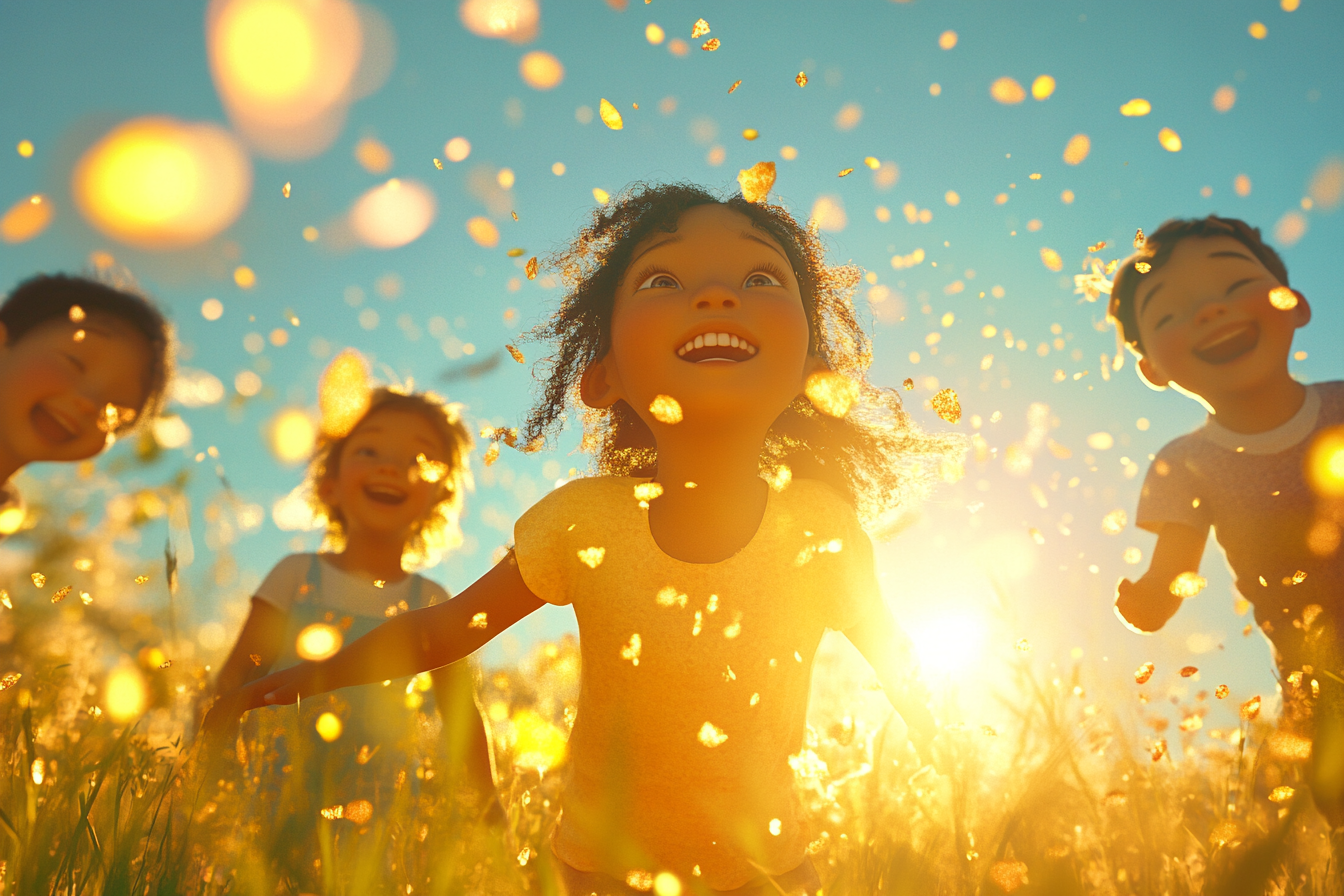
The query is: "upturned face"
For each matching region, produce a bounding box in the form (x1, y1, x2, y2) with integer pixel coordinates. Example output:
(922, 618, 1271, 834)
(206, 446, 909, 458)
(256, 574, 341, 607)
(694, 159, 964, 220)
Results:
(0, 314, 152, 466)
(1133, 235, 1310, 405)
(320, 408, 448, 542)
(583, 203, 822, 433)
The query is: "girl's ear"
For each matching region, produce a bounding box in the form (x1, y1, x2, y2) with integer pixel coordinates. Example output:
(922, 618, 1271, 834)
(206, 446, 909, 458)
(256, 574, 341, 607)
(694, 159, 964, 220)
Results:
(799, 354, 830, 389)
(316, 474, 339, 510)
(1291, 290, 1312, 328)
(1136, 355, 1169, 391)
(579, 354, 622, 409)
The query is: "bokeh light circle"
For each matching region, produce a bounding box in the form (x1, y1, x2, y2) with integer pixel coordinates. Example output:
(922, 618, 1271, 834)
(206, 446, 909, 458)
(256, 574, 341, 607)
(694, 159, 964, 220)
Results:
(349, 179, 437, 249)
(72, 117, 252, 250)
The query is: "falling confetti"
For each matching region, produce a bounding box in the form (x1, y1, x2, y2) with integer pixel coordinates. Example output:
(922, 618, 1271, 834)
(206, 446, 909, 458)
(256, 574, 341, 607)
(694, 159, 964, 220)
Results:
(1134, 228, 1146, 248)
(633, 482, 664, 502)
(282, 181, 291, 198)
(1119, 98, 1152, 117)
(691, 18, 710, 38)
(1169, 572, 1207, 598)
(599, 99, 624, 130)
(1, 590, 11, 609)
(649, 394, 684, 424)
(795, 71, 808, 87)
(989, 861, 1029, 893)
(577, 547, 606, 569)
(1134, 261, 1152, 274)
(1269, 286, 1298, 310)
(697, 721, 728, 747)
(31, 573, 45, 587)
(621, 633, 642, 665)
(1087, 241, 1107, 253)
(1240, 695, 1261, 721)
(373, 580, 386, 589)
(1040, 247, 1063, 272)
(702, 38, 720, 51)
(506, 344, 525, 364)
(728, 79, 741, 93)
(1269, 786, 1295, 804)
(159, 659, 173, 669)
(483, 442, 500, 466)
(345, 799, 373, 824)
(1150, 738, 1168, 762)
(837, 167, 854, 177)
(249, 654, 262, 666)
(433, 158, 443, 169)
(1179, 666, 1198, 678)
(990, 77, 1026, 104)
(1215, 684, 1229, 699)
(1101, 509, 1128, 535)
(69, 305, 86, 323)
(931, 388, 961, 423)
(525, 256, 539, 279)
(1015, 638, 1031, 652)
(1134, 662, 1155, 685)
(320, 805, 344, 820)
(51, 585, 71, 603)
(1292, 569, 1308, 584)
(1062, 134, 1091, 165)
(469, 612, 489, 629)
(902, 378, 914, 390)
(805, 371, 859, 418)
(736, 162, 775, 204)
(0, 672, 20, 692)
(1157, 127, 1182, 152)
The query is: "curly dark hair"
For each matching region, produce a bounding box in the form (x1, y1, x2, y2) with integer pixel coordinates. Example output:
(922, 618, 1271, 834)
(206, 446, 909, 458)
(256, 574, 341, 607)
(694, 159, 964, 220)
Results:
(516, 182, 962, 533)
(1110, 215, 1289, 356)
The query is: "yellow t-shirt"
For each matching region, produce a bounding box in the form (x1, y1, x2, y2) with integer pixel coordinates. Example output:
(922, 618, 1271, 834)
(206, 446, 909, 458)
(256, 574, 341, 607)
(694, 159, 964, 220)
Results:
(513, 475, 891, 890)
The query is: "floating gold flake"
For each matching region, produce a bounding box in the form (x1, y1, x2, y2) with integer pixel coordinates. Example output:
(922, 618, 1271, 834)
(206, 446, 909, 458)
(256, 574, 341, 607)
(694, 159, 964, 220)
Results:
(0, 672, 20, 691)
(1015, 638, 1031, 652)
(592, 188, 610, 205)
(345, 799, 373, 824)
(1215, 684, 1229, 699)
(931, 388, 961, 423)
(634, 482, 664, 502)
(69, 305, 86, 323)
(989, 861, 1028, 893)
(1157, 127, 1182, 152)
(469, 612, 489, 630)
(525, 256, 539, 279)
(691, 18, 710, 38)
(795, 71, 808, 87)
(1101, 509, 1127, 535)
(1132, 261, 1153, 274)
(282, 182, 291, 198)
(1087, 241, 1107, 253)
(728, 80, 742, 93)
(0, 590, 10, 609)
(1119, 98, 1151, 117)
(506, 344, 525, 364)
(1103, 790, 1128, 807)
(1040, 247, 1063, 272)
(621, 633, 641, 665)
(1268, 730, 1312, 761)
(511, 211, 518, 220)
(577, 547, 606, 569)
(765, 464, 792, 492)
(1179, 713, 1202, 732)
(599, 99, 624, 130)
(1240, 695, 1261, 720)
(506, 247, 525, 257)
(697, 721, 728, 747)
(51, 586, 71, 603)
(1269, 785, 1295, 803)
(805, 370, 859, 417)
(1134, 228, 1146, 248)
(159, 659, 173, 669)
(433, 158, 443, 169)
(701, 38, 720, 51)
(736, 161, 775, 204)
(656, 586, 687, 608)
(742, 128, 758, 140)
(483, 442, 500, 466)
(649, 394, 683, 424)
(249, 653, 262, 666)
(320, 805, 344, 820)
(1150, 738, 1167, 762)
(1179, 665, 1198, 678)
(31, 572, 45, 587)
(1134, 662, 1154, 685)
(414, 453, 449, 484)
(990, 77, 1026, 104)
(1292, 569, 1307, 584)
(373, 579, 386, 589)
(902, 377, 914, 390)
(1062, 133, 1091, 165)
(1269, 286, 1298, 310)
(1169, 572, 1206, 598)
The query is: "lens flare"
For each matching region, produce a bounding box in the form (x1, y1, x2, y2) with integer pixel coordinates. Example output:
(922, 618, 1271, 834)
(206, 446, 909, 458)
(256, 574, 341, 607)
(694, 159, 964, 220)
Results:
(269, 408, 317, 464)
(315, 711, 343, 741)
(519, 50, 564, 89)
(1, 194, 53, 243)
(319, 349, 372, 439)
(512, 708, 567, 772)
(349, 179, 437, 249)
(105, 665, 147, 722)
(459, 0, 539, 43)
(72, 117, 252, 250)
(296, 623, 343, 661)
(909, 609, 989, 679)
(1306, 425, 1344, 498)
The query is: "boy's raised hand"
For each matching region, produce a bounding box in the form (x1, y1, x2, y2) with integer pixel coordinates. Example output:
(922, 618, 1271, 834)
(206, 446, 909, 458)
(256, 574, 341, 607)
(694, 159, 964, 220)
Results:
(1114, 575, 1183, 633)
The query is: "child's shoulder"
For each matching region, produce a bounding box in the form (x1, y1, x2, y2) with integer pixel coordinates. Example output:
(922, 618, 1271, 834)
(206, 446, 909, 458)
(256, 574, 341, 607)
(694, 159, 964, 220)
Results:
(267, 551, 318, 574)
(1314, 380, 1344, 420)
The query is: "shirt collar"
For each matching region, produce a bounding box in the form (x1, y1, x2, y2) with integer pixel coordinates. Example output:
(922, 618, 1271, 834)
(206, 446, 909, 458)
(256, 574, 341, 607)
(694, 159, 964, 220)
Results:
(1200, 384, 1320, 455)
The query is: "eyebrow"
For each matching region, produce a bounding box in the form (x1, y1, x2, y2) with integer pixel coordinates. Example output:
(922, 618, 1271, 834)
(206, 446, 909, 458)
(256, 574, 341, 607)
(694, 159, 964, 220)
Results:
(1139, 249, 1262, 317)
(1138, 280, 1164, 317)
(628, 234, 682, 269)
(738, 231, 791, 266)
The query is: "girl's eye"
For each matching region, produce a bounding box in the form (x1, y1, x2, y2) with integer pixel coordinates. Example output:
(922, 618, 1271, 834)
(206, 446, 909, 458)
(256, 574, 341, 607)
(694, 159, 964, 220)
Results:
(1154, 314, 1173, 330)
(743, 270, 782, 288)
(637, 272, 681, 290)
(354, 446, 378, 458)
(62, 353, 86, 373)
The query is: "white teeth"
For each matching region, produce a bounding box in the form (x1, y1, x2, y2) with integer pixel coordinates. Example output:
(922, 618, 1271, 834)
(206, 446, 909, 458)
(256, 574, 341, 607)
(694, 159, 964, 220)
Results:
(694, 335, 705, 349)
(717, 332, 730, 346)
(684, 341, 694, 353)
(675, 333, 759, 356)
(730, 335, 740, 348)
(705, 333, 719, 347)
(747, 344, 756, 354)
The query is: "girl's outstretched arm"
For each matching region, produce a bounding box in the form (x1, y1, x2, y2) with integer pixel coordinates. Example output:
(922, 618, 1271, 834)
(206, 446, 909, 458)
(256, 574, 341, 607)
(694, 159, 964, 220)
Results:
(203, 553, 543, 735)
(212, 598, 287, 696)
(844, 607, 936, 759)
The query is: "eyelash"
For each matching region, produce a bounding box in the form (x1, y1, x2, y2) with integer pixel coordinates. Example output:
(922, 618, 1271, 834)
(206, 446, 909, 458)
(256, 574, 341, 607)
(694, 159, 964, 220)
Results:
(631, 262, 790, 290)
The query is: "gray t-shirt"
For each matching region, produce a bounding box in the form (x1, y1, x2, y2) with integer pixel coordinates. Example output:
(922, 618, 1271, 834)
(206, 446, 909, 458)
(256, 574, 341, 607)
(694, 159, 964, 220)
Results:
(1137, 381, 1344, 673)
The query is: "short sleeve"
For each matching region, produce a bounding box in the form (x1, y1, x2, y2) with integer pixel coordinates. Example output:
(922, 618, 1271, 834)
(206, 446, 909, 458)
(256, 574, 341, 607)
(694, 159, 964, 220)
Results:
(512, 483, 580, 606)
(795, 481, 885, 632)
(1136, 441, 1214, 535)
(253, 554, 312, 616)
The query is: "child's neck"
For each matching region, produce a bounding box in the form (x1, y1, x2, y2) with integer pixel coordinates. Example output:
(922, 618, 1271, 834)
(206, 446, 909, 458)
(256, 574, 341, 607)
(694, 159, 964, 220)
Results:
(326, 528, 412, 582)
(1206, 373, 1307, 435)
(646, 425, 771, 564)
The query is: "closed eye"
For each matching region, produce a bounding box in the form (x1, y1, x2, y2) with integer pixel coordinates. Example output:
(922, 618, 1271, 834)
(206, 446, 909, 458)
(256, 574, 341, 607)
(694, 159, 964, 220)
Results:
(637, 271, 681, 291)
(62, 353, 86, 373)
(743, 270, 783, 288)
(1154, 314, 1173, 330)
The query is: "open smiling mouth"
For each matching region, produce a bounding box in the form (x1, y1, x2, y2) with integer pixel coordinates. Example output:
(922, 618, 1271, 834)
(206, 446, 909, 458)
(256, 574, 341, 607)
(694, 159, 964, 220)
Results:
(676, 331, 758, 363)
(1193, 323, 1259, 365)
(30, 404, 79, 444)
(363, 485, 408, 506)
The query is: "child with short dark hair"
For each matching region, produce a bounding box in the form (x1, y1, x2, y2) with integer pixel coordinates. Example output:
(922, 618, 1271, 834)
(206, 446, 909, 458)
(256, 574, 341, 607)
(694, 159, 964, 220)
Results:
(0, 273, 171, 538)
(1110, 215, 1344, 832)
(210, 182, 956, 895)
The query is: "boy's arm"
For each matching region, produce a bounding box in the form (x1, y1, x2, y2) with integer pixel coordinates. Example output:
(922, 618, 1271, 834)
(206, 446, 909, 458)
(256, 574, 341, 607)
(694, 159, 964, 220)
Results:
(844, 606, 936, 759)
(213, 598, 287, 696)
(1114, 522, 1208, 633)
(204, 553, 543, 733)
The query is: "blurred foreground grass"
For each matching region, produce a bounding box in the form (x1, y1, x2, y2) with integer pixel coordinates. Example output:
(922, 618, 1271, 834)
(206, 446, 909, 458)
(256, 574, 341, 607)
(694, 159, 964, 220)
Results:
(0, 461, 1339, 894)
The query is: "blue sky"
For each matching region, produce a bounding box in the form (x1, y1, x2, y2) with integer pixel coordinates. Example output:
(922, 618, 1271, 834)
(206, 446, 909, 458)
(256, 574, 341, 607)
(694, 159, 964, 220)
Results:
(2, 0, 1341, 731)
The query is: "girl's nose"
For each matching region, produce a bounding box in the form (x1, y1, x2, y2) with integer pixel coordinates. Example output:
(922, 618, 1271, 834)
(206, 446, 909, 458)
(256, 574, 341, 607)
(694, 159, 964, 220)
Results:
(1194, 299, 1228, 325)
(692, 283, 739, 311)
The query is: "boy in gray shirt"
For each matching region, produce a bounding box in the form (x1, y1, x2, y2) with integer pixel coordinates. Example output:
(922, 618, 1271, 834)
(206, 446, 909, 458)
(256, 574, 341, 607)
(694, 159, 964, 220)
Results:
(1110, 216, 1343, 832)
